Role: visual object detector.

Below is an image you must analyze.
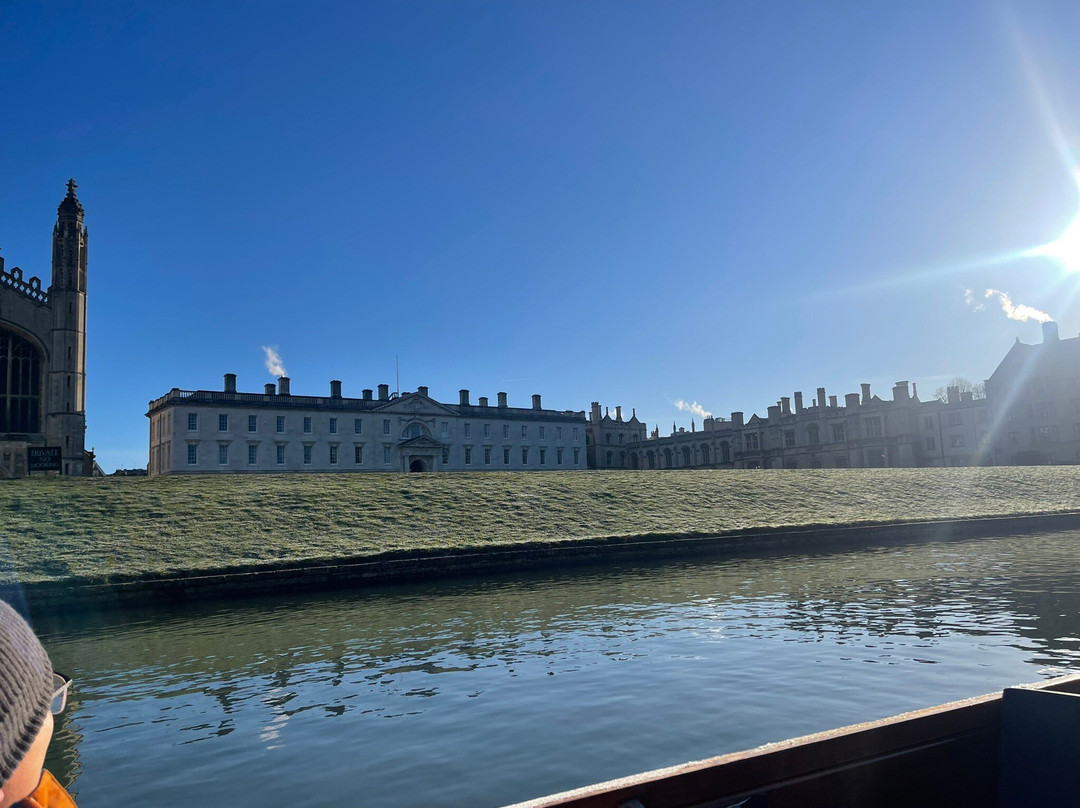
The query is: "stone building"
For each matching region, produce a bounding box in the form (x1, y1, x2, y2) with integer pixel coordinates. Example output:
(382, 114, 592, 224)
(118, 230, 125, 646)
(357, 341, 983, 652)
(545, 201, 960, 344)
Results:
(985, 321, 1080, 466)
(585, 402, 647, 469)
(0, 181, 91, 477)
(602, 377, 994, 471)
(147, 375, 586, 475)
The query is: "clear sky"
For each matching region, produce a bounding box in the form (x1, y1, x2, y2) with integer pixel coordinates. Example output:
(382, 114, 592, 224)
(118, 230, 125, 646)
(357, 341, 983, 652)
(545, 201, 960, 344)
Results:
(3, 1, 1080, 472)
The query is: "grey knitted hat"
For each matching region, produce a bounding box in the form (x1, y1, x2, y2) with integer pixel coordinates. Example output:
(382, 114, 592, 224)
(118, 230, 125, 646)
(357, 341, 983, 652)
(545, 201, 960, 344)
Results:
(0, 601, 53, 784)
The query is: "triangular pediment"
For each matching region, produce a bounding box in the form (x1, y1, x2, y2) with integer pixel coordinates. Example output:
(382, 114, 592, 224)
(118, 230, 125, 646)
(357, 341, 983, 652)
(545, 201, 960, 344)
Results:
(375, 393, 457, 416)
(746, 413, 763, 425)
(398, 435, 445, 449)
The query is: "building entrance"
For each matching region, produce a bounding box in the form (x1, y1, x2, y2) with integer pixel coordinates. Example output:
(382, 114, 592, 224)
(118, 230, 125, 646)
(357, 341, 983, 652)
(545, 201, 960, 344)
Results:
(409, 459, 427, 472)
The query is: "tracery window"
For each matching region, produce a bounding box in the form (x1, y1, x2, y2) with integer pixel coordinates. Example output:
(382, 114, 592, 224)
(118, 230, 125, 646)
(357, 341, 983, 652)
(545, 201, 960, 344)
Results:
(0, 328, 42, 434)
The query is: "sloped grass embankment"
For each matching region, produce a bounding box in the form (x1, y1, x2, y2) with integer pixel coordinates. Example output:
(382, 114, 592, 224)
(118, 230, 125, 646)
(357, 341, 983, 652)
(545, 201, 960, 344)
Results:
(3, 467, 1080, 584)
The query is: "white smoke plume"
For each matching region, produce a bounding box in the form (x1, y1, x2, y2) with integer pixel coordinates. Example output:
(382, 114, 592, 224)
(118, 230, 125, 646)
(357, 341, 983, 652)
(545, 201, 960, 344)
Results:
(983, 289, 1052, 323)
(962, 288, 985, 312)
(262, 346, 288, 378)
(674, 399, 712, 419)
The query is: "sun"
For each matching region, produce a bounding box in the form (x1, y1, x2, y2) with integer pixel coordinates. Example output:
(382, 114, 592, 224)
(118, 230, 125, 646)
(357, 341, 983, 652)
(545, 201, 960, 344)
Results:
(1029, 212, 1080, 273)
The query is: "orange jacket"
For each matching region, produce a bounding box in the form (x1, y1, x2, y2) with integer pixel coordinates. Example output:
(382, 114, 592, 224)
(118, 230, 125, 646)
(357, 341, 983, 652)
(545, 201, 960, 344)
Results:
(17, 770, 77, 808)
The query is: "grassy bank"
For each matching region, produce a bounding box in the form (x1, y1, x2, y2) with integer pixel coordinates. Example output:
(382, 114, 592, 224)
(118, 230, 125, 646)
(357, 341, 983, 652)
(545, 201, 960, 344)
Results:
(4, 467, 1080, 584)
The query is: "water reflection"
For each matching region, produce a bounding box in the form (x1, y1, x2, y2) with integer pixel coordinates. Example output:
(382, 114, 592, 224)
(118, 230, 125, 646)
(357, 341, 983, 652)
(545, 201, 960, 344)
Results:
(31, 529, 1080, 807)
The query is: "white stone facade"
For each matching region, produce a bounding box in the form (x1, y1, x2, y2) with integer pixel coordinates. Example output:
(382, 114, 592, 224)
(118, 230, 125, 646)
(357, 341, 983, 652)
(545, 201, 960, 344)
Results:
(147, 376, 587, 475)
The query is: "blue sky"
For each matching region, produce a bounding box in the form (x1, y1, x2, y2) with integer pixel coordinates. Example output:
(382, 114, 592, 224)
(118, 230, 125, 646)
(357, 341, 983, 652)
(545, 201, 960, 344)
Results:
(3, 1, 1080, 471)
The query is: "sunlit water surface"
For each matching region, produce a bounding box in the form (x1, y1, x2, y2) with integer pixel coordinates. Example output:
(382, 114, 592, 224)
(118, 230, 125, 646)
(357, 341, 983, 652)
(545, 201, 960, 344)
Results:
(34, 530, 1080, 807)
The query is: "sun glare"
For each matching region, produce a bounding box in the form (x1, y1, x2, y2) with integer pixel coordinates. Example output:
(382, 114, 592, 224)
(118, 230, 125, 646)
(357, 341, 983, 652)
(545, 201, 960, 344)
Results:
(1030, 213, 1080, 273)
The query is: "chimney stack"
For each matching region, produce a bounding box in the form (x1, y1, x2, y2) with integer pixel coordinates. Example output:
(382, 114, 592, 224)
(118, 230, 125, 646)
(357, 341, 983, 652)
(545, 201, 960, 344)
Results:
(1043, 321, 1060, 343)
(418, 386, 429, 398)
(892, 380, 910, 401)
(615, 405, 623, 421)
(478, 396, 489, 407)
(224, 373, 237, 394)
(532, 394, 542, 410)
(860, 383, 871, 404)
(794, 391, 804, 414)
(780, 396, 791, 416)
(829, 395, 838, 408)
(817, 387, 827, 408)
(499, 392, 509, 408)
(459, 389, 470, 406)
(278, 376, 291, 396)
(731, 411, 744, 427)
(947, 385, 960, 404)
(264, 383, 276, 396)
(845, 392, 860, 409)
(330, 380, 342, 399)
(767, 405, 780, 420)
(378, 384, 389, 401)
(362, 389, 373, 401)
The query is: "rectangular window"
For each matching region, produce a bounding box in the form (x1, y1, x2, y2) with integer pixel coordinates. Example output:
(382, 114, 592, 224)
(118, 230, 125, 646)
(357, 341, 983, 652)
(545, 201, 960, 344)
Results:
(383, 419, 391, 435)
(484, 446, 491, 465)
(503, 424, 509, 439)
(483, 423, 490, 438)
(539, 448, 546, 465)
(783, 430, 795, 447)
(522, 447, 529, 464)
(248, 444, 257, 465)
(248, 415, 257, 432)
(832, 423, 846, 442)
(557, 427, 563, 440)
(187, 444, 198, 465)
(1074, 424, 1080, 440)
(573, 427, 579, 441)
(557, 447, 564, 465)
(924, 416, 934, 430)
(1009, 431, 1020, 445)
(218, 444, 228, 465)
(465, 447, 472, 464)
(925, 437, 936, 450)
(950, 435, 965, 448)
(218, 414, 228, 432)
(745, 433, 760, 450)
(442, 422, 449, 437)
(573, 448, 580, 464)
(946, 412, 962, 427)
(1037, 426, 1052, 444)
(276, 445, 286, 465)
(276, 416, 286, 433)
(354, 419, 363, 434)
(383, 446, 391, 463)
(464, 423, 472, 438)
(329, 445, 338, 464)
(329, 418, 337, 434)
(187, 413, 198, 431)
(521, 425, 527, 439)
(442, 447, 449, 465)
(503, 447, 510, 464)
(303, 445, 312, 464)
(354, 445, 363, 464)
(539, 426, 546, 439)
(304, 416, 312, 434)
(865, 417, 883, 437)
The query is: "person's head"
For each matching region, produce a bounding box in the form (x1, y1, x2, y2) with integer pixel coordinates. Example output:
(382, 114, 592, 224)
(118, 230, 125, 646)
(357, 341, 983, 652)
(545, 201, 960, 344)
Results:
(0, 601, 55, 808)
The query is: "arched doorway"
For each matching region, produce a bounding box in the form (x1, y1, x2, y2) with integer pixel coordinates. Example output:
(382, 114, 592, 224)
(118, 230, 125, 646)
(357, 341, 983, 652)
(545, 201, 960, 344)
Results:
(409, 459, 427, 472)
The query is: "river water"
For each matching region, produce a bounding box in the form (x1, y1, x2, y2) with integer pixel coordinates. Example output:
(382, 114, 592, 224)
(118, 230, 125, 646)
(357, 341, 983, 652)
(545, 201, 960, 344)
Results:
(32, 529, 1080, 807)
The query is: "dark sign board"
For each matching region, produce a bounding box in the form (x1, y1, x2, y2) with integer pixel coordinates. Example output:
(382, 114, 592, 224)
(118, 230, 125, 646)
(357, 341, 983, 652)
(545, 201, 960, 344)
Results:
(27, 447, 62, 472)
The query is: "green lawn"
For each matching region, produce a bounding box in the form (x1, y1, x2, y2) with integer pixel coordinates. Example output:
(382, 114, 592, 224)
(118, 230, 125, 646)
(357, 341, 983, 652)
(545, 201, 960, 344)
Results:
(3, 467, 1080, 583)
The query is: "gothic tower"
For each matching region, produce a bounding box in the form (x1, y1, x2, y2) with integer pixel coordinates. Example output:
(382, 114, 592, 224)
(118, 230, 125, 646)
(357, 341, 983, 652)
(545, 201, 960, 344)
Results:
(46, 179, 88, 475)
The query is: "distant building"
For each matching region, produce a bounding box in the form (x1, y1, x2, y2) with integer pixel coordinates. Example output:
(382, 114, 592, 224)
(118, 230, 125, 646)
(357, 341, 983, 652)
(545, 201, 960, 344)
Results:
(0, 181, 91, 477)
(986, 321, 1080, 466)
(598, 377, 998, 471)
(585, 402, 647, 469)
(147, 375, 586, 475)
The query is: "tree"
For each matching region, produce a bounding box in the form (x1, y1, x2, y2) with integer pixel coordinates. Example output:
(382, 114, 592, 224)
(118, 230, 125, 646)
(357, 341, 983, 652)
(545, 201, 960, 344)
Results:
(933, 376, 985, 402)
